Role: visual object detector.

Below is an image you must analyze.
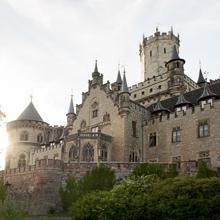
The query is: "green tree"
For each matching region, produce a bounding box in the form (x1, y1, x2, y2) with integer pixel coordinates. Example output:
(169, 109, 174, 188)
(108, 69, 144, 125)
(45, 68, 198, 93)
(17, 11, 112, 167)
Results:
(0, 180, 7, 205)
(196, 160, 214, 178)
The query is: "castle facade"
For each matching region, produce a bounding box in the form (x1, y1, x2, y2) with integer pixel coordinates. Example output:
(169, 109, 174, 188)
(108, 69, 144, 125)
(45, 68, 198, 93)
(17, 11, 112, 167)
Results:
(2, 29, 220, 214)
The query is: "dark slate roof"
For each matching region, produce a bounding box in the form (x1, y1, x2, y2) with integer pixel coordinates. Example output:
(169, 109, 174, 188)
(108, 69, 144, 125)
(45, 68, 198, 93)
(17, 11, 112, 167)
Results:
(67, 95, 75, 114)
(166, 46, 185, 65)
(175, 94, 192, 107)
(197, 83, 218, 102)
(116, 70, 122, 84)
(147, 82, 220, 113)
(92, 60, 100, 77)
(197, 68, 206, 85)
(17, 102, 43, 122)
(152, 100, 170, 113)
(121, 73, 129, 93)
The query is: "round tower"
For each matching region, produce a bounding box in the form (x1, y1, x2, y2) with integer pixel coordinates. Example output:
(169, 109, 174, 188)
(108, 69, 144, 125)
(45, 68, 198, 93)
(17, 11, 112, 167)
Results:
(139, 28, 180, 80)
(6, 101, 49, 169)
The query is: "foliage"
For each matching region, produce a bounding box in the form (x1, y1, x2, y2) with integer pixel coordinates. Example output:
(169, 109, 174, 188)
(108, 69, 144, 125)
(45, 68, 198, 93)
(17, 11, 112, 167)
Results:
(70, 176, 220, 220)
(60, 165, 116, 212)
(0, 179, 7, 204)
(196, 160, 214, 178)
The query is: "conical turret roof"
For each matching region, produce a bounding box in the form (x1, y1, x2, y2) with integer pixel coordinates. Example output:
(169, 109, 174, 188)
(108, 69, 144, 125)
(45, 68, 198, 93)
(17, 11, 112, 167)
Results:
(67, 95, 75, 115)
(116, 70, 122, 84)
(198, 82, 218, 102)
(166, 46, 185, 65)
(175, 93, 192, 107)
(92, 60, 100, 78)
(17, 101, 43, 122)
(197, 68, 206, 85)
(153, 100, 170, 114)
(121, 73, 129, 93)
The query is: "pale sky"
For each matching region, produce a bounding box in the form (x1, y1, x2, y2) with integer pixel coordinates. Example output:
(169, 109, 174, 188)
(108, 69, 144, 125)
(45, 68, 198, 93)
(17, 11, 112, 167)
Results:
(0, 0, 220, 168)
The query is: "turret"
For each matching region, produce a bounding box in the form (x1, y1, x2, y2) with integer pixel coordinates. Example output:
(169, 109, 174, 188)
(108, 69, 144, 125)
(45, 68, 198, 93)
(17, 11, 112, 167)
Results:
(197, 68, 206, 87)
(90, 60, 103, 88)
(174, 93, 192, 112)
(166, 46, 185, 96)
(66, 94, 76, 126)
(119, 72, 130, 116)
(152, 99, 170, 116)
(111, 67, 122, 91)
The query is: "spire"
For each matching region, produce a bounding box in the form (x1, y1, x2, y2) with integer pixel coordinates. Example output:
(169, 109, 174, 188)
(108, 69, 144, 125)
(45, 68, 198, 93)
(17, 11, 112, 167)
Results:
(17, 101, 43, 122)
(171, 45, 180, 60)
(67, 94, 75, 115)
(92, 59, 100, 78)
(116, 65, 122, 84)
(198, 82, 218, 102)
(175, 93, 192, 108)
(197, 68, 206, 85)
(121, 70, 129, 93)
(152, 100, 170, 114)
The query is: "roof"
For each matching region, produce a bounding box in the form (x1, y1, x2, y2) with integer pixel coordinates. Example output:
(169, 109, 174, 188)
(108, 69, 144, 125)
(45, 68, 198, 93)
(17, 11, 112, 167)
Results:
(147, 82, 220, 113)
(121, 73, 129, 93)
(166, 46, 185, 65)
(152, 100, 170, 113)
(116, 70, 122, 84)
(197, 68, 206, 85)
(67, 95, 75, 115)
(17, 101, 43, 122)
(197, 83, 218, 102)
(175, 93, 192, 107)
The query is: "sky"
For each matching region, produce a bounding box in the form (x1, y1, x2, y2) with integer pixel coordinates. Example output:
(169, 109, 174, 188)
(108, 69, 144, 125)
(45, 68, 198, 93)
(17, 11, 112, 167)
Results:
(0, 0, 220, 168)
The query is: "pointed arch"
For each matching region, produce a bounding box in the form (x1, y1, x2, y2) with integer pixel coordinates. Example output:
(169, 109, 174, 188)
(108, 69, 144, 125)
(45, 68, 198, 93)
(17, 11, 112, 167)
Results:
(69, 145, 78, 161)
(82, 143, 94, 162)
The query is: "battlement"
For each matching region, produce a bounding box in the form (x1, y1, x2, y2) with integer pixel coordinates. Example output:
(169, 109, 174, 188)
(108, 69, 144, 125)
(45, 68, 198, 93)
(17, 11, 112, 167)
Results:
(143, 31, 179, 45)
(32, 142, 63, 154)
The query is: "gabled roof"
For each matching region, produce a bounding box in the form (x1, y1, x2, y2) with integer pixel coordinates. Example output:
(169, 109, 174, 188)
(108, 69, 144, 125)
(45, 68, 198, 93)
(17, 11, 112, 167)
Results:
(17, 101, 43, 122)
(197, 83, 218, 102)
(175, 93, 192, 108)
(197, 68, 206, 85)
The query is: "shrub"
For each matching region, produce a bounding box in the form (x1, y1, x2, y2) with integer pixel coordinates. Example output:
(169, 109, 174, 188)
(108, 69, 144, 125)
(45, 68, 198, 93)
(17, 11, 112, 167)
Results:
(196, 160, 214, 178)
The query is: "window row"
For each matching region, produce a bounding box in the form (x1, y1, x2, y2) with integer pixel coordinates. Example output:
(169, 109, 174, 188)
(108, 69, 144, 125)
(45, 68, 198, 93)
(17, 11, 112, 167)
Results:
(133, 85, 162, 98)
(149, 121, 210, 147)
(20, 131, 44, 143)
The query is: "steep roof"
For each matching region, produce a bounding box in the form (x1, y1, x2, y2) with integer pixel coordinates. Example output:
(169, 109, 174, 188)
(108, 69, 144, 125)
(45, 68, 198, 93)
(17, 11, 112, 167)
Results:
(153, 100, 170, 113)
(197, 83, 218, 102)
(17, 101, 43, 122)
(67, 95, 75, 115)
(147, 81, 220, 113)
(121, 73, 129, 93)
(197, 68, 206, 85)
(175, 93, 192, 107)
(116, 70, 122, 84)
(166, 46, 185, 65)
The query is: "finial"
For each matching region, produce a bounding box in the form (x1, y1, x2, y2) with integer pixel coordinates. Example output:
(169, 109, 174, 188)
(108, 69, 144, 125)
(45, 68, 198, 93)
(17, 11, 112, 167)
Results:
(156, 26, 158, 32)
(171, 26, 173, 33)
(94, 59, 98, 73)
(199, 60, 202, 69)
(30, 94, 33, 102)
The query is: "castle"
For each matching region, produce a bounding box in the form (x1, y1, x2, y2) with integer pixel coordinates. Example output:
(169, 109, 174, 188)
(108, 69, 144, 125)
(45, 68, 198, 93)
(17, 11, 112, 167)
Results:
(2, 28, 220, 214)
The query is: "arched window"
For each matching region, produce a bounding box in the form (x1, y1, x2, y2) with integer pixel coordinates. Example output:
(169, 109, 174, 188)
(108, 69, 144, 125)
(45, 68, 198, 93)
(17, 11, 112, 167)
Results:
(18, 154, 26, 168)
(129, 150, 138, 162)
(100, 145, 108, 161)
(82, 143, 94, 162)
(69, 145, 78, 161)
(37, 133, 43, 143)
(20, 131, 28, 141)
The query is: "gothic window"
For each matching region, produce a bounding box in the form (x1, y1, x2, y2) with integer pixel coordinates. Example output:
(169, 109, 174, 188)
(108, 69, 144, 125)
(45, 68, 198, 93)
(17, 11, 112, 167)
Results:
(80, 120, 86, 129)
(198, 120, 209, 138)
(103, 112, 110, 122)
(100, 145, 108, 161)
(20, 131, 28, 141)
(18, 154, 26, 168)
(82, 143, 94, 162)
(92, 109, 98, 118)
(132, 121, 137, 137)
(69, 145, 78, 161)
(37, 133, 43, 143)
(149, 132, 157, 147)
(129, 150, 138, 162)
(172, 127, 181, 143)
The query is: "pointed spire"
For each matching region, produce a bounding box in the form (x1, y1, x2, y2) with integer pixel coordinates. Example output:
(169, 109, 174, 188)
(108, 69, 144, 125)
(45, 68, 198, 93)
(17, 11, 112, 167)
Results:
(198, 82, 218, 102)
(67, 94, 75, 115)
(92, 59, 100, 78)
(197, 68, 206, 85)
(116, 64, 122, 84)
(153, 100, 170, 114)
(171, 26, 173, 34)
(121, 70, 129, 93)
(171, 45, 180, 60)
(175, 93, 192, 108)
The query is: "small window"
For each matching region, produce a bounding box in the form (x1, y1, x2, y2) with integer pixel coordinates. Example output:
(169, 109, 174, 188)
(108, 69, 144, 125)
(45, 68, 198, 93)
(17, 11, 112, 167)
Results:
(92, 109, 98, 118)
(149, 132, 157, 147)
(164, 48, 166, 54)
(134, 94, 137, 98)
(20, 131, 28, 141)
(176, 62, 180, 68)
(129, 150, 138, 162)
(158, 85, 161, 90)
(37, 133, 43, 143)
(91, 126, 99, 133)
(142, 91, 145, 95)
(149, 88, 153, 93)
(132, 121, 137, 137)
(100, 145, 108, 161)
(172, 127, 181, 143)
(150, 51, 152, 57)
(198, 121, 209, 138)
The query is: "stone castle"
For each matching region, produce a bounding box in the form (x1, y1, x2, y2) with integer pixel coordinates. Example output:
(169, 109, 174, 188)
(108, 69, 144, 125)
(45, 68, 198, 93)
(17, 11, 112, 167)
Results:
(2, 28, 220, 214)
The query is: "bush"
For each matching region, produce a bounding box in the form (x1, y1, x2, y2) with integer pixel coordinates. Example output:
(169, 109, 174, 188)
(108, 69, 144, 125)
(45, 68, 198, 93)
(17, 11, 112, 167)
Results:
(70, 176, 220, 220)
(197, 160, 214, 178)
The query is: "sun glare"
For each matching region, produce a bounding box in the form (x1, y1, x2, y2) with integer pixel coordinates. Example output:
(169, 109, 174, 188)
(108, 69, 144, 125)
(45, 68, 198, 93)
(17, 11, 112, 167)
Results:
(0, 122, 7, 170)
